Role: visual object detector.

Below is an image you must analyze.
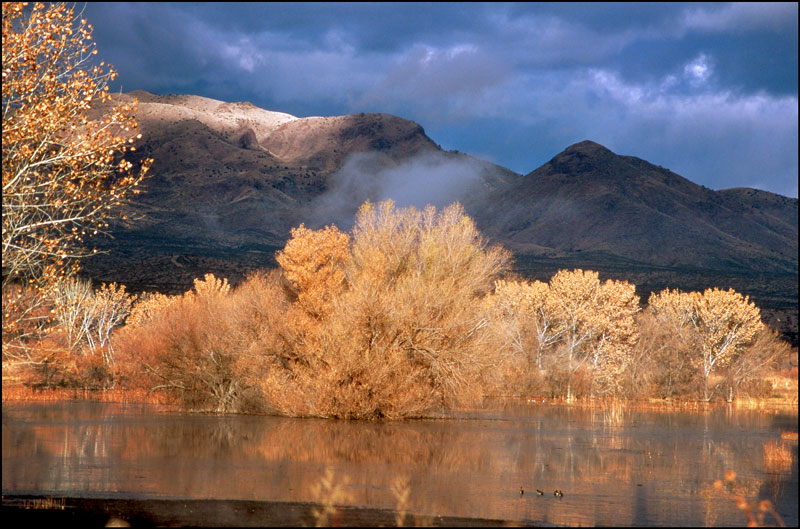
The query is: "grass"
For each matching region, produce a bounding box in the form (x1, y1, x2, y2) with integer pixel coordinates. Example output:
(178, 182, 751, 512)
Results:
(19, 497, 66, 510)
(510, 394, 798, 415)
(1, 382, 176, 408)
(763, 441, 794, 474)
(4, 375, 796, 416)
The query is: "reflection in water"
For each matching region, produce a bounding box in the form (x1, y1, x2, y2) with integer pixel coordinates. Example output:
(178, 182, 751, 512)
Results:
(2, 401, 797, 526)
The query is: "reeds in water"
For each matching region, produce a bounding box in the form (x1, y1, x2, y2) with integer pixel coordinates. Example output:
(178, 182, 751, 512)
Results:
(763, 441, 794, 474)
(20, 496, 65, 510)
(714, 470, 786, 527)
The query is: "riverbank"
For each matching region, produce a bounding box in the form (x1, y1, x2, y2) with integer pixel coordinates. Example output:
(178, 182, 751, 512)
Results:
(0, 384, 177, 408)
(3, 376, 797, 414)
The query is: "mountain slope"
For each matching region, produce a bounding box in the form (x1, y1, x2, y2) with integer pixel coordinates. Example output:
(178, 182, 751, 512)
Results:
(83, 91, 516, 287)
(475, 140, 797, 273)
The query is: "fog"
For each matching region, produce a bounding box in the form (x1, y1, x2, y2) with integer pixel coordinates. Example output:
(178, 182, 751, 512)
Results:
(304, 150, 488, 229)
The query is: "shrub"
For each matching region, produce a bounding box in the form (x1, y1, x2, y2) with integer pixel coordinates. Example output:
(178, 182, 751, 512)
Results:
(722, 328, 792, 401)
(4, 278, 135, 389)
(109, 204, 791, 413)
(258, 201, 511, 418)
(114, 274, 249, 412)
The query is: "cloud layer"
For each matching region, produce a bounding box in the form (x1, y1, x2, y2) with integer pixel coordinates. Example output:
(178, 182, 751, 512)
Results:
(85, 2, 798, 197)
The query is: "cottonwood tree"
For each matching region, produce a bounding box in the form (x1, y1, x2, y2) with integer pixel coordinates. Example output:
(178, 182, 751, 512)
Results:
(546, 269, 603, 400)
(648, 288, 764, 401)
(2, 2, 150, 347)
(545, 269, 639, 399)
(51, 277, 134, 375)
(486, 279, 564, 373)
(590, 278, 639, 395)
(486, 271, 639, 398)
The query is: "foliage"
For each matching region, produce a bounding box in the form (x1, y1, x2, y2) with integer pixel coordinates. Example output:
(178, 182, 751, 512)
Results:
(4, 277, 135, 388)
(649, 288, 764, 400)
(589, 276, 640, 395)
(722, 328, 791, 401)
(276, 224, 349, 319)
(2, 2, 150, 350)
(115, 202, 510, 417)
(51, 278, 135, 358)
(125, 291, 179, 329)
(262, 201, 511, 418)
(486, 270, 640, 399)
(488, 278, 560, 372)
(631, 311, 701, 399)
(2, 282, 54, 362)
(36, 197, 785, 414)
(113, 274, 249, 412)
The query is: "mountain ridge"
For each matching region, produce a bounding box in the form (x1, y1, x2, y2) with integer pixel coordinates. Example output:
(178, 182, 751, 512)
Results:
(474, 139, 796, 274)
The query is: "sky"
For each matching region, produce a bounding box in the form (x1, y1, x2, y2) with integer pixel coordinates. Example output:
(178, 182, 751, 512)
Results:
(84, 2, 799, 197)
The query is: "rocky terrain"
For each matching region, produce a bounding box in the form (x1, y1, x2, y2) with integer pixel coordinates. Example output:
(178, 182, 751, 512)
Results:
(82, 92, 798, 343)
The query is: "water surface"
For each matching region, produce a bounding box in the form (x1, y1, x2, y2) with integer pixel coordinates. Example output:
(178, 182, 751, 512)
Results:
(2, 400, 797, 526)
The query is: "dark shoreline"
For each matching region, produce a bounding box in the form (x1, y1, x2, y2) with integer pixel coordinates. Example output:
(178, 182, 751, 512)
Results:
(1, 494, 527, 527)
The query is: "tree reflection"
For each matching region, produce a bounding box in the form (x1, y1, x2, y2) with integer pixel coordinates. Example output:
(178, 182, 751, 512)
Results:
(2, 402, 796, 526)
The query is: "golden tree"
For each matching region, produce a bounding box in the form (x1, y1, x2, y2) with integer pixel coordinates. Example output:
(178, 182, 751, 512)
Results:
(264, 200, 511, 418)
(544, 269, 639, 399)
(276, 224, 350, 319)
(485, 271, 641, 399)
(546, 269, 602, 399)
(591, 277, 639, 395)
(486, 279, 564, 375)
(648, 287, 764, 400)
(2, 2, 150, 290)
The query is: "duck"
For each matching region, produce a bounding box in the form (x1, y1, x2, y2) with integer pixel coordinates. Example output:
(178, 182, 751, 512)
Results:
(554, 489, 563, 497)
(536, 489, 544, 496)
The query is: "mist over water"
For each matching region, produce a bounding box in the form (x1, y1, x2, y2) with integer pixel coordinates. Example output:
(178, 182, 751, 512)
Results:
(304, 151, 487, 229)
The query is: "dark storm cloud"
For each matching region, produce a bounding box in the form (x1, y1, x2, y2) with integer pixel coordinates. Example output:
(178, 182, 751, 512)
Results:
(83, 2, 798, 197)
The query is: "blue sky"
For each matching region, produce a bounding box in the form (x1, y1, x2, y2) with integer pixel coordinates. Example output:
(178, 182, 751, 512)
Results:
(85, 2, 798, 197)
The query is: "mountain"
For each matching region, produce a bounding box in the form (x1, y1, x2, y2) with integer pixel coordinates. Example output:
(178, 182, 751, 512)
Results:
(81, 93, 798, 343)
(475, 140, 796, 273)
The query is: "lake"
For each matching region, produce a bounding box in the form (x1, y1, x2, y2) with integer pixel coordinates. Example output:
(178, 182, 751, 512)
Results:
(2, 400, 797, 526)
